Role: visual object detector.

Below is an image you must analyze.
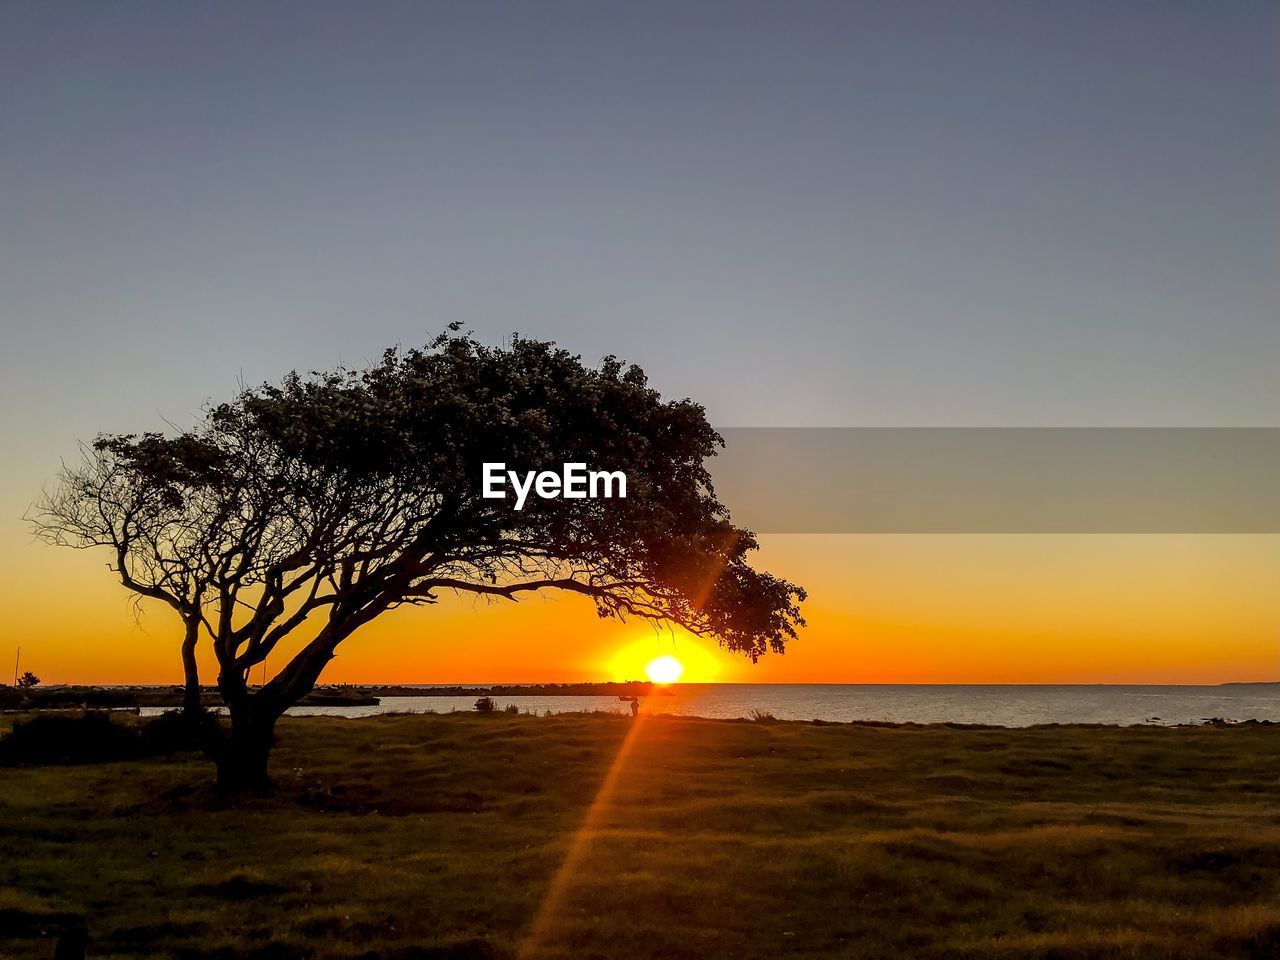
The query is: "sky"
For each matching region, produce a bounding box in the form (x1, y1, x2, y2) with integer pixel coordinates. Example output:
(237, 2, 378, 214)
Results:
(1, 1, 1276, 684)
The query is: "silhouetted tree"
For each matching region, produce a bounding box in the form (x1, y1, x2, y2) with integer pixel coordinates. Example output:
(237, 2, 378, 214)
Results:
(33, 329, 805, 790)
(34, 431, 229, 720)
(16, 671, 41, 689)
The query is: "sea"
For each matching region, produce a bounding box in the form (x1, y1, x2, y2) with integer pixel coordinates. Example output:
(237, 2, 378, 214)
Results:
(140, 683, 1280, 727)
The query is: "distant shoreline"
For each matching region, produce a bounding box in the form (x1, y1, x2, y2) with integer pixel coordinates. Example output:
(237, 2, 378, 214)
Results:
(2, 680, 1275, 714)
(0, 681, 667, 711)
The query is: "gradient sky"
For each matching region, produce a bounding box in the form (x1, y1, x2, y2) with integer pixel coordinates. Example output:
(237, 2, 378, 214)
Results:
(1, 1, 1276, 684)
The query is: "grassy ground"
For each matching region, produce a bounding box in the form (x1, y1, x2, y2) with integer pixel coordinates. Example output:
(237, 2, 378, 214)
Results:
(1, 712, 1278, 960)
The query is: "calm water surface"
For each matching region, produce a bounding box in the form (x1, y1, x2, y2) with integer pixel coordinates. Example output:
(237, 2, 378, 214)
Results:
(161, 684, 1280, 727)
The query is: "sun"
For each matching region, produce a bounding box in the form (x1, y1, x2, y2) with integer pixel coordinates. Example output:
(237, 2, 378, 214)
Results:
(606, 632, 722, 683)
(644, 655, 685, 685)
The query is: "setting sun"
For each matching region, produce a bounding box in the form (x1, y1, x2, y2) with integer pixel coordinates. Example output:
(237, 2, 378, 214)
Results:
(606, 632, 723, 683)
(644, 655, 685, 685)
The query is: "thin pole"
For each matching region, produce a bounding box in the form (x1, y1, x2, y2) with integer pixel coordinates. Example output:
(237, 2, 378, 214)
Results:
(13, 646, 19, 686)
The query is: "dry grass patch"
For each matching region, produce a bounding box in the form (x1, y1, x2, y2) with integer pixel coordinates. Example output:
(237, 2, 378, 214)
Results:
(0, 712, 1276, 958)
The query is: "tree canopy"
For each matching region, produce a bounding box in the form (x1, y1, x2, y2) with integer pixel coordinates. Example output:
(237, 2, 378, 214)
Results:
(34, 329, 805, 787)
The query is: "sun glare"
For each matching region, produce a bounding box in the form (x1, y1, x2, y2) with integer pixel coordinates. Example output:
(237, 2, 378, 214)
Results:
(607, 633, 722, 683)
(644, 655, 685, 685)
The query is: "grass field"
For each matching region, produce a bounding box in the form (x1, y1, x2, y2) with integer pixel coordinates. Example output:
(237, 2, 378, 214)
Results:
(1, 712, 1278, 960)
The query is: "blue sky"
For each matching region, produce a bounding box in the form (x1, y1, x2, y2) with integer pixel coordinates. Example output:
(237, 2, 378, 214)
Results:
(1, 2, 1276, 683)
(2, 1, 1275, 448)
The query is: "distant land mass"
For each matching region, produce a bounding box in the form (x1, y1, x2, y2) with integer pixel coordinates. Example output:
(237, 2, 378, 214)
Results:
(356, 682, 668, 697)
(1, 681, 1272, 713)
(0, 682, 666, 711)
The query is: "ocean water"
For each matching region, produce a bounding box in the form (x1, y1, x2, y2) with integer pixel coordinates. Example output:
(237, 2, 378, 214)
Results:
(259, 684, 1280, 727)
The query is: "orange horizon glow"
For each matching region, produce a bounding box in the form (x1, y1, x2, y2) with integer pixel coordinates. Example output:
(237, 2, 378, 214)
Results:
(3, 534, 1278, 687)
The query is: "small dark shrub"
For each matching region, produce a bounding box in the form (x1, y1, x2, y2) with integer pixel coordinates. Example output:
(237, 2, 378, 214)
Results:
(473, 697, 497, 713)
(504, 703, 519, 714)
(0, 712, 141, 765)
(190, 872, 289, 900)
(140, 709, 220, 754)
(1227, 922, 1280, 960)
(0, 709, 222, 766)
(749, 709, 776, 722)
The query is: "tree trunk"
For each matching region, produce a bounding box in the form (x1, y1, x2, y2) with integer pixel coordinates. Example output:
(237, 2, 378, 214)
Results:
(211, 617, 359, 792)
(180, 618, 202, 720)
(214, 696, 278, 793)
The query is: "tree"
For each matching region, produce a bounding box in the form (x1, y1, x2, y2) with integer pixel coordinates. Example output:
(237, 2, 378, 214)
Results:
(34, 432, 231, 719)
(16, 671, 41, 689)
(33, 329, 805, 790)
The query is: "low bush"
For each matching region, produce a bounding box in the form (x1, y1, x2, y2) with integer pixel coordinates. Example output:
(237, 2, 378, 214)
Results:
(0, 710, 218, 766)
(139, 709, 220, 754)
(0, 712, 142, 766)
